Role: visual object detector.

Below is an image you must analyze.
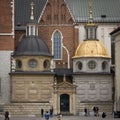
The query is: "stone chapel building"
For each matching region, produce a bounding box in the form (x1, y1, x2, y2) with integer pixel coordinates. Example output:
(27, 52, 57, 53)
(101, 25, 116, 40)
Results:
(0, 0, 120, 115)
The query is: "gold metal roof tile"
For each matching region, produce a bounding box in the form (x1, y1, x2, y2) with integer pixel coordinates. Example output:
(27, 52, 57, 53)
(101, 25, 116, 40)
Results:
(73, 40, 111, 59)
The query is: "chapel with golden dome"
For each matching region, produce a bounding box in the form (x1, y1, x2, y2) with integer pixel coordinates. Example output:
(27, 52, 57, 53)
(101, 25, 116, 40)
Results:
(72, 0, 113, 112)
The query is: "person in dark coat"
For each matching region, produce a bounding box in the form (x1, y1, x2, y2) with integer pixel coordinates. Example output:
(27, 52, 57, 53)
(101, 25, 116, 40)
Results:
(84, 108, 87, 116)
(5, 111, 9, 120)
(41, 109, 44, 117)
(93, 106, 96, 116)
(50, 106, 53, 117)
(102, 112, 107, 118)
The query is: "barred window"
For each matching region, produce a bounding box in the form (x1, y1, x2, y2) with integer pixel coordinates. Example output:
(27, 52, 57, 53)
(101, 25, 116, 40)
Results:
(87, 27, 96, 39)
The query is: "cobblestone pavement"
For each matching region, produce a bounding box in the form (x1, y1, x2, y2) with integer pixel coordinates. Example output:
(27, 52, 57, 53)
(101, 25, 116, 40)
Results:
(0, 114, 119, 120)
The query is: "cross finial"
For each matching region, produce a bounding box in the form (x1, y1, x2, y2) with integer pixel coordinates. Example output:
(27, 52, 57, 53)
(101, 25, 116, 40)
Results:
(30, 1, 35, 20)
(89, 0, 93, 23)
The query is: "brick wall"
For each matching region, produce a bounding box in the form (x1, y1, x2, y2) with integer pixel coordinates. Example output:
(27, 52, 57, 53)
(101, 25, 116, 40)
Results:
(0, 36, 14, 50)
(0, 0, 14, 50)
(0, 0, 12, 33)
(38, 0, 78, 68)
(38, 26, 78, 68)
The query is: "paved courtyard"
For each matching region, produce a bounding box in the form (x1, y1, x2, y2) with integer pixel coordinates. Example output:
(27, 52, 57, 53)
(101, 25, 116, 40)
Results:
(0, 114, 119, 120)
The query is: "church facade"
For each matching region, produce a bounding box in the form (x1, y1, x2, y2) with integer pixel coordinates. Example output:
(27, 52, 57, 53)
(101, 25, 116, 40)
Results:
(0, 0, 120, 115)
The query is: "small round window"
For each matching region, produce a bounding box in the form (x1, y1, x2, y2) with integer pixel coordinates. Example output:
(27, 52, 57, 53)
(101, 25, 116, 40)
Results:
(88, 60, 96, 69)
(29, 59, 37, 68)
(78, 62, 82, 70)
(43, 60, 50, 69)
(16, 60, 22, 68)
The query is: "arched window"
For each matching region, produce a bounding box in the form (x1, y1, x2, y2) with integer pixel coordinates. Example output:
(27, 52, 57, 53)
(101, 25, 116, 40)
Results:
(102, 61, 107, 70)
(53, 31, 62, 59)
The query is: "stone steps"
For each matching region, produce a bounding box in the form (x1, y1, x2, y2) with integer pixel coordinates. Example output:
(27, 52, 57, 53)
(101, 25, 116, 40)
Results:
(4, 103, 50, 116)
(78, 102, 113, 115)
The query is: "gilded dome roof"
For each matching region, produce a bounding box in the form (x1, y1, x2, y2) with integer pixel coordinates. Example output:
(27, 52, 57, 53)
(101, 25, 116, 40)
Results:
(73, 40, 110, 58)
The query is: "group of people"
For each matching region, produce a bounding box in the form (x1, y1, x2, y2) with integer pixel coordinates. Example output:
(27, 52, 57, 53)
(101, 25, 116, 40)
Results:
(93, 106, 99, 116)
(4, 106, 106, 120)
(42, 107, 62, 120)
(41, 107, 54, 120)
(84, 106, 106, 118)
(84, 106, 99, 117)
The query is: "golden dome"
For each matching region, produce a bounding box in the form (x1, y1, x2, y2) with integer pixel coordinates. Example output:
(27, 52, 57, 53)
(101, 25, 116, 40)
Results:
(73, 40, 111, 58)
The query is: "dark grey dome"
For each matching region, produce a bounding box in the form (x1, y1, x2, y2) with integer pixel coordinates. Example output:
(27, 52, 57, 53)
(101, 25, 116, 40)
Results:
(13, 35, 52, 56)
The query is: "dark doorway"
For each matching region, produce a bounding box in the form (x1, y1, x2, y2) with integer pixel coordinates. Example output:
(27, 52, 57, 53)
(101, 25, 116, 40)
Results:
(60, 94, 69, 112)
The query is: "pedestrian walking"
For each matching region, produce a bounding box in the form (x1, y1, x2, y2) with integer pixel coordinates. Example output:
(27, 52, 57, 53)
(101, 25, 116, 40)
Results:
(96, 107, 99, 116)
(93, 106, 96, 116)
(4, 111, 9, 120)
(84, 108, 87, 116)
(41, 108, 44, 117)
(45, 111, 50, 120)
(50, 106, 53, 117)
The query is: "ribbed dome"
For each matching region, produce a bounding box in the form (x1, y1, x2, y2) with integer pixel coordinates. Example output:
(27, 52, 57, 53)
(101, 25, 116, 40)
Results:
(13, 35, 52, 56)
(73, 40, 110, 58)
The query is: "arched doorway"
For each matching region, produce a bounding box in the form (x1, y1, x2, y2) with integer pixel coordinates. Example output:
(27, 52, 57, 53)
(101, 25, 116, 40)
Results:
(60, 94, 69, 112)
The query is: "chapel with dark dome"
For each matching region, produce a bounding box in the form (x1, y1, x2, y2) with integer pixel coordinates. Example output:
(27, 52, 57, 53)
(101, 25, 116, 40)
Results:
(10, 2, 54, 107)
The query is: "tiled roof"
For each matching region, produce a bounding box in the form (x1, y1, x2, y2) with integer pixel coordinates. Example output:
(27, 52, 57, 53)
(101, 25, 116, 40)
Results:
(15, 0, 47, 26)
(13, 35, 52, 56)
(66, 0, 120, 22)
(15, 0, 120, 28)
(54, 68, 73, 76)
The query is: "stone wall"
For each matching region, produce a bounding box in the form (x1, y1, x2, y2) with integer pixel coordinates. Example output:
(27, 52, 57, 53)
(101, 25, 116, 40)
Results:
(11, 75, 54, 102)
(74, 74, 113, 114)
(0, 51, 12, 104)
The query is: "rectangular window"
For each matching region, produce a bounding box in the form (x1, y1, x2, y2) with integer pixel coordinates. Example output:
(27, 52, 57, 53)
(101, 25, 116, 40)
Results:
(87, 28, 96, 39)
